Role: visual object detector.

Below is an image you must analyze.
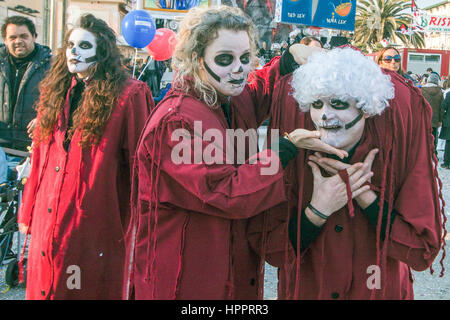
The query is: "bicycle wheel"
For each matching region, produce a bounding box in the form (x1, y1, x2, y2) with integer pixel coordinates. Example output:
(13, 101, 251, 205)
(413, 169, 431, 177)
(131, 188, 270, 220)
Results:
(5, 258, 27, 287)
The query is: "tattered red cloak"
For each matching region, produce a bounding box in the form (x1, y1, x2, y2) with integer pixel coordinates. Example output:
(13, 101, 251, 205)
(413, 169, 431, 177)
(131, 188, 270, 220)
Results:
(248, 70, 446, 299)
(129, 58, 287, 300)
(18, 78, 154, 299)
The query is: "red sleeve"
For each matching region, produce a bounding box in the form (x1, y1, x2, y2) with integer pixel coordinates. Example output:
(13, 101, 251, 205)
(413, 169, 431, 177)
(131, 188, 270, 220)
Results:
(386, 85, 443, 271)
(247, 202, 296, 268)
(122, 81, 154, 176)
(245, 57, 282, 126)
(119, 81, 154, 228)
(140, 118, 288, 219)
(17, 139, 44, 232)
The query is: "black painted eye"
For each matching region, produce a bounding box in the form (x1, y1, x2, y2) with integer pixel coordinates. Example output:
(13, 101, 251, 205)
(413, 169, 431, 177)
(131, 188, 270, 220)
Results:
(330, 99, 349, 110)
(240, 53, 250, 65)
(79, 41, 93, 49)
(214, 54, 234, 67)
(312, 100, 323, 109)
(67, 41, 74, 49)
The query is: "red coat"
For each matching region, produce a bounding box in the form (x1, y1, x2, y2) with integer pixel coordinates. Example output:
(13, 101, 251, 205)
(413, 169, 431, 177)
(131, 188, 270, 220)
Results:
(18, 78, 153, 299)
(130, 59, 287, 300)
(248, 70, 445, 299)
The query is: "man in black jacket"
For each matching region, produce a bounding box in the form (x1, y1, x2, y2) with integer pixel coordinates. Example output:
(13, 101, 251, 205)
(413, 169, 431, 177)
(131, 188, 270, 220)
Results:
(0, 16, 51, 151)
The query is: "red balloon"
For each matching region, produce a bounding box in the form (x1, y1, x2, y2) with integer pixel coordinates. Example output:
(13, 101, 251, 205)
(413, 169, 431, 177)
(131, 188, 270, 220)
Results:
(146, 28, 177, 61)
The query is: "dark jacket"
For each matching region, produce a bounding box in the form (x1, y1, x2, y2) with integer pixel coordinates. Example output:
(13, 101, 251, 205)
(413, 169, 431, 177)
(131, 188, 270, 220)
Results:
(439, 90, 450, 140)
(421, 84, 444, 128)
(0, 43, 52, 151)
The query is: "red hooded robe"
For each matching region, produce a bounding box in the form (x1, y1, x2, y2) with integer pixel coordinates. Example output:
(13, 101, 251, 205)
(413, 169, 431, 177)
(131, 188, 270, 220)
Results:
(248, 69, 446, 299)
(129, 58, 288, 300)
(18, 78, 154, 299)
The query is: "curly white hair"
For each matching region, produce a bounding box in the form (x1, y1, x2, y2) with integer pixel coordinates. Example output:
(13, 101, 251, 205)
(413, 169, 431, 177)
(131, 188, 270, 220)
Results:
(291, 47, 395, 116)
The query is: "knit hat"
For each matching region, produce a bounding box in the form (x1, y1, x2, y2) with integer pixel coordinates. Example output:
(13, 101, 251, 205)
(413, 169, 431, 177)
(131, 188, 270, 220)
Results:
(428, 73, 440, 85)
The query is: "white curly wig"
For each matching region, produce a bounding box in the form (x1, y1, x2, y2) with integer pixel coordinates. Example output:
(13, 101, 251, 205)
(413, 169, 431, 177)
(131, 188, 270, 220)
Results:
(291, 47, 395, 116)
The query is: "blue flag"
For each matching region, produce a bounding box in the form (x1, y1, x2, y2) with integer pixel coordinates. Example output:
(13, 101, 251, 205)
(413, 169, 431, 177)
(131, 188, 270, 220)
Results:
(279, 0, 356, 31)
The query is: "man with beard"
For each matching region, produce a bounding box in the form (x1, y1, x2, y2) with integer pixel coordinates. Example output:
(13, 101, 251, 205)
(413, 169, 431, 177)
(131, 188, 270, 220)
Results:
(18, 14, 154, 299)
(0, 16, 51, 151)
(248, 47, 445, 299)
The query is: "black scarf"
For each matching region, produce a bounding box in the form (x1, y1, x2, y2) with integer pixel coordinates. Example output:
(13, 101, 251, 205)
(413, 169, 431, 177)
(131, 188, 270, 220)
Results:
(8, 45, 38, 110)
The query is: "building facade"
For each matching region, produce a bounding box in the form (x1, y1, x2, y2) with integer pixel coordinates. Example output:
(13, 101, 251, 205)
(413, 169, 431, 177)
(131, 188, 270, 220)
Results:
(0, 1, 43, 44)
(423, 0, 450, 50)
(50, 0, 132, 50)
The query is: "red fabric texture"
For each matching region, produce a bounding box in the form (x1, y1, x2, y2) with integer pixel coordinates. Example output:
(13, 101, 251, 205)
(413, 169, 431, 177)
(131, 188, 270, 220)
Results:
(338, 169, 355, 218)
(248, 69, 445, 300)
(129, 58, 288, 299)
(18, 78, 154, 299)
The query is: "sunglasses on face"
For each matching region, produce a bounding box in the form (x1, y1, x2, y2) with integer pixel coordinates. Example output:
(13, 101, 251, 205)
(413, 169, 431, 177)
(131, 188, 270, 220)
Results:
(383, 54, 401, 63)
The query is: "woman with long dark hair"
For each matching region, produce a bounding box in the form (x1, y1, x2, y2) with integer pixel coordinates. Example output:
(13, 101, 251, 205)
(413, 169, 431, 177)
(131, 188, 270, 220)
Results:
(18, 14, 154, 299)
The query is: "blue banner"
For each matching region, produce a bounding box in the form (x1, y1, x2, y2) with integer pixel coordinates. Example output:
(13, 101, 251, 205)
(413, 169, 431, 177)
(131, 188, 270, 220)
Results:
(279, 0, 356, 31)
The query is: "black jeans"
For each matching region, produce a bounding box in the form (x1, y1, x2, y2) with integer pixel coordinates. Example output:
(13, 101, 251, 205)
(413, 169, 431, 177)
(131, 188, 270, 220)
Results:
(432, 127, 438, 156)
(444, 140, 450, 165)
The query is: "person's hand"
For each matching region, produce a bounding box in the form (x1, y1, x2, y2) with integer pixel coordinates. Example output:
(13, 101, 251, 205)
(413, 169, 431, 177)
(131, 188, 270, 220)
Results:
(27, 118, 37, 139)
(306, 161, 372, 226)
(309, 148, 379, 209)
(309, 148, 378, 176)
(289, 43, 325, 65)
(18, 223, 29, 234)
(287, 129, 348, 159)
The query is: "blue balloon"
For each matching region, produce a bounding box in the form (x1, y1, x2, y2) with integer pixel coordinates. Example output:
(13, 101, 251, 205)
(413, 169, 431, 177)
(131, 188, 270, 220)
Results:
(122, 10, 156, 48)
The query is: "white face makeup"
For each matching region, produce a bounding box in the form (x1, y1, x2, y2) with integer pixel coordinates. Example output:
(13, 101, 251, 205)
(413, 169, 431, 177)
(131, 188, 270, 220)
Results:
(309, 96, 366, 152)
(202, 29, 252, 97)
(66, 28, 97, 79)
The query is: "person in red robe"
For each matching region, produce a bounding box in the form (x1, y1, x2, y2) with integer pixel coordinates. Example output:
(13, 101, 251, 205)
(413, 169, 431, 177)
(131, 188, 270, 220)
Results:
(128, 6, 368, 300)
(248, 47, 446, 299)
(17, 14, 154, 299)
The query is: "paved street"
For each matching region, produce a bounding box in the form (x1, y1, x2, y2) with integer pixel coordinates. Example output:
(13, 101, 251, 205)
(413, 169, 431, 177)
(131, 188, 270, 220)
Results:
(1, 145, 449, 300)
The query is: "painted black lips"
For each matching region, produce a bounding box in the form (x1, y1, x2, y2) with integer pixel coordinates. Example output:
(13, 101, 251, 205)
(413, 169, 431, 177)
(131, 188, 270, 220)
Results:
(322, 125, 342, 130)
(229, 79, 244, 85)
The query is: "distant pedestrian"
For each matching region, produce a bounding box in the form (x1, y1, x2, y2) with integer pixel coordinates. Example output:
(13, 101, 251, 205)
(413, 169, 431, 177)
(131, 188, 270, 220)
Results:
(439, 80, 450, 169)
(258, 41, 272, 65)
(376, 47, 414, 83)
(421, 73, 444, 154)
(427, 67, 440, 78)
(281, 41, 289, 55)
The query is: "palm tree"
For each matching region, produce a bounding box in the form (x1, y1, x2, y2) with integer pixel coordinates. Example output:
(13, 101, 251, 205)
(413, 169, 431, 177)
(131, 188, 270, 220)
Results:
(353, 0, 425, 52)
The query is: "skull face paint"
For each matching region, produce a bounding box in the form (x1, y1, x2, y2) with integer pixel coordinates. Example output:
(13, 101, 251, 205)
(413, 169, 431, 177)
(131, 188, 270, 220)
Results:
(202, 29, 252, 97)
(66, 28, 97, 79)
(310, 96, 367, 152)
